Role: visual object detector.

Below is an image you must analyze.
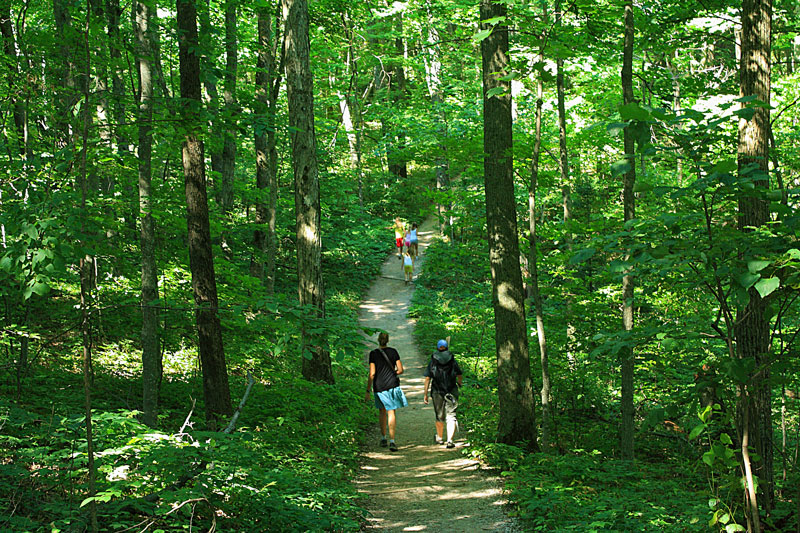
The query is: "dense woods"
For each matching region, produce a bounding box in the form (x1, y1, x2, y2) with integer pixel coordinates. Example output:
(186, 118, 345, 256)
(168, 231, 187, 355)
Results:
(1, 0, 799, 530)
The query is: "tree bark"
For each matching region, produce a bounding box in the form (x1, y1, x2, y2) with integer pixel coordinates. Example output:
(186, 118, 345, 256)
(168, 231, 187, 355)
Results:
(218, 0, 238, 213)
(135, 0, 161, 427)
(620, 0, 637, 461)
(0, 0, 26, 159)
(480, 0, 538, 450)
(177, 0, 233, 426)
(252, 5, 281, 293)
(282, 0, 333, 383)
(736, 0, 773, 525)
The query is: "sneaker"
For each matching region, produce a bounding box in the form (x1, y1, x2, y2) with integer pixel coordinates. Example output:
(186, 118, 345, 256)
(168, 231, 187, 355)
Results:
(446, 441, 455, 449)
(380, 438, 388, 448)
(434, 435, 443, 444)
(389, 441, 398, 452)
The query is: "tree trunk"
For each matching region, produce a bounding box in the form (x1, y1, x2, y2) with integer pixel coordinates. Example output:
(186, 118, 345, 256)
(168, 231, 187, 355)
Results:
(554, 0, 576, 369)
(620, 0, 637, 461)
(135, 0, 161, 428)
(423, 3, 450, 237)
(78, 6, 97, 529)
(178, 0, 233, 426)
(218, 0, 238, 213)
(282, 0, 333, 384)
(529, 5, 551, 451)
(0, 0, 26, 159)
(480, 0, 538, 450)
(736, 0, 772, 526)
(251, 5, 281, 294)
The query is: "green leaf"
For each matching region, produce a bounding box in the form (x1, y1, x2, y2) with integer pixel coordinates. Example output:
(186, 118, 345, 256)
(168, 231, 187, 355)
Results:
(688, 423, 706, 440)
(485, 87, 507, 98)
(711, 160, 737, 174)
(570, 248, 596, 265)
(702, 450, 715, 466)
(719, 433, 733, 445)
(734, 107, 756, 121)
(737, 272, 760, 289)
(787, 249, 800, 260)
(607, 122, 627, 136)
(747, 260, 771, 273)
(619, 102, 650, 121)
(473, 28, 492, 42)
(611, 159, 631, 177)
(754, 277, 779, 298)
(726, 524, 746, 532)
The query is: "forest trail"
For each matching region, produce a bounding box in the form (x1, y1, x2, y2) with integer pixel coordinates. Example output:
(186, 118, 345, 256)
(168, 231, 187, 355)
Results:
(355, 218, 519, 532)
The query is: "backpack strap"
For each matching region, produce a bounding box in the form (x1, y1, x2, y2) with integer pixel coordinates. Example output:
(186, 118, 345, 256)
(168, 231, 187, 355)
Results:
(378, 348, 397, 374)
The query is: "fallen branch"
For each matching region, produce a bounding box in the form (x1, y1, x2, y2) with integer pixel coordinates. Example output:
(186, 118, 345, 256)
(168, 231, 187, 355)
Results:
(224, 373, 255, 434)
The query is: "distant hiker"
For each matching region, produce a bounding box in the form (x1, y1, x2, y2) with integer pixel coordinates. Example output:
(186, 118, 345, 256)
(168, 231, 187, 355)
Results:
(404, 228, 411, 253)
(365, 332, 408, 451)
(409, 222, 419, 259)
(423, 339, 463, 448)
(403, 248, 414, 284)
(392, 218, 405, 259)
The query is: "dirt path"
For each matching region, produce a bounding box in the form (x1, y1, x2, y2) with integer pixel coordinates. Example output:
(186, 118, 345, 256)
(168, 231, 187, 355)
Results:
(355, 218, 519, 532)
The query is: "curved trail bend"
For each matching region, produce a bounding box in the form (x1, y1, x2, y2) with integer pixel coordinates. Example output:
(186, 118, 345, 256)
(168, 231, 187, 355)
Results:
(356, 218, 519, 532)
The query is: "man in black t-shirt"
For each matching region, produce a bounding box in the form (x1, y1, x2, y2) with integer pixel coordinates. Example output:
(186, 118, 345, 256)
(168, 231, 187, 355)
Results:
(365, 332, 408, 451)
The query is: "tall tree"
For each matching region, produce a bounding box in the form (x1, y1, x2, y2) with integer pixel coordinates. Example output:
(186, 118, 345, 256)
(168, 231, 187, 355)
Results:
(0, 0, 25, 159)
(251, 3, 282, 292)
(218, 0, 239, 213)
(480, 0, 538, 449)
(619, 0, 637, 461)
(135, 0, 161, 427)
(283, 0, 333, 383)
(177, 0, 233, 425)
(736, 0, 773, 527)
(529, 0, 551, 450)
(423, 3, 451, 239)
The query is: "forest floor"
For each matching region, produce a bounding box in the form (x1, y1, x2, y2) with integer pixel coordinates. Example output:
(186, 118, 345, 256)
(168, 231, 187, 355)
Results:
(355, 217, 520, 532)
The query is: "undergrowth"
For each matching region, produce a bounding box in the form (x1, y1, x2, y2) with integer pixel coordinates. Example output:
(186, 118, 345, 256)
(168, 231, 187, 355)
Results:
(409, 236, 732, 532)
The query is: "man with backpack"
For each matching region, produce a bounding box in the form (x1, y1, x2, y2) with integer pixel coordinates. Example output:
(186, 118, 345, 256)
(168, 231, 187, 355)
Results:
(423, 339, 463, 448)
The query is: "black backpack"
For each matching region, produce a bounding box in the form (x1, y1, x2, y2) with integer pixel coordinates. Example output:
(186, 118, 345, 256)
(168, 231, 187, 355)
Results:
(430, 356, 457, 393)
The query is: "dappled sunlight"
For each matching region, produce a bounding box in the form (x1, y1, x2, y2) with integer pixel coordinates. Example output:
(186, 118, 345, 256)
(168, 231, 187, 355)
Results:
(356, 219, 517, 532)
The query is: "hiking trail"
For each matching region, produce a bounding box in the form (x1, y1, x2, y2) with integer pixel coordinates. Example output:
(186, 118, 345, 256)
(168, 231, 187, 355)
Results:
(356, 217, 520, 532)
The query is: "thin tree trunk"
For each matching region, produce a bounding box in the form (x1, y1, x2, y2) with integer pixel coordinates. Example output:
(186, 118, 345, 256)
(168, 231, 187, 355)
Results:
(480, 0, 538, 450)
(178, 0, 233, 426)
(135, 0, 161, 427)
(78, 5, 97, 529)
(283, 0, 333, 383)
(555, 0, 575, 368)
(529, 4, 551, 450)
(620, 0, 637, 461)
(423, 4, 450, 236)
(0, 0, 26, 158)
(218, 0, 238, 213)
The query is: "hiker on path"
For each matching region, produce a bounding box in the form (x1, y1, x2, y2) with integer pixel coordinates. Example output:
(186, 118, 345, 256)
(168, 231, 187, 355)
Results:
(365, 332, 408, 451)
(408, 222, 419, 261)
(392, 218, 405, 259)
(423, 339, 463, 448)
(403, 248, 414, 284)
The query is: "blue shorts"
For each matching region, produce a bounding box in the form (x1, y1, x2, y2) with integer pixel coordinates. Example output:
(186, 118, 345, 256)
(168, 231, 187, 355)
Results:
(374, 387, 408, 411)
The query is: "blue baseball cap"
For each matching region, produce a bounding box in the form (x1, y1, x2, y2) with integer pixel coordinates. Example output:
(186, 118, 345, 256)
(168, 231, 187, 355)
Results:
(437, 339, 448, 350)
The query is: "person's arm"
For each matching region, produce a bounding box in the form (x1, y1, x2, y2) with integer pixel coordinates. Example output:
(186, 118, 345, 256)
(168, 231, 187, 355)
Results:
(395, 359, 404, 376)
(423, 376, 431, 404)
(365, 362, 376, 402)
